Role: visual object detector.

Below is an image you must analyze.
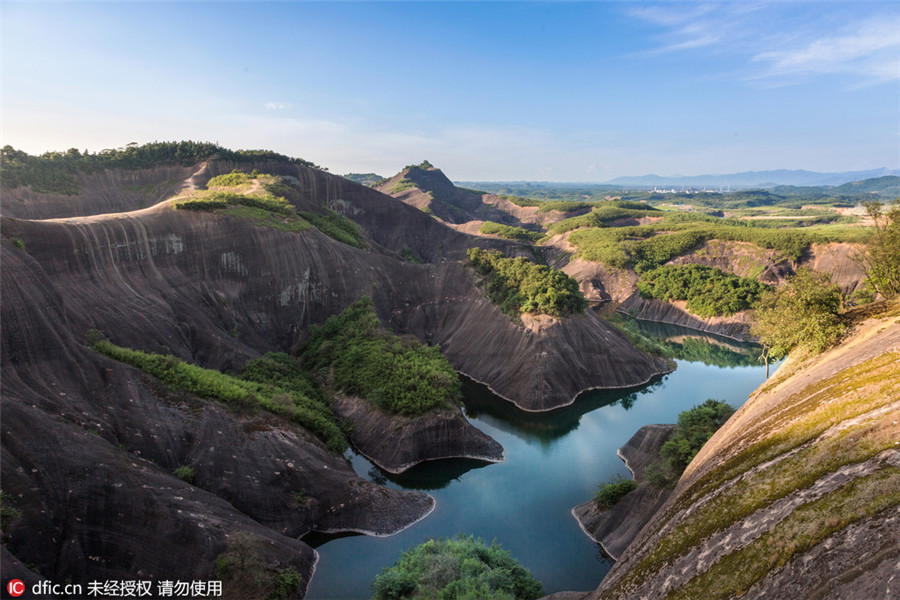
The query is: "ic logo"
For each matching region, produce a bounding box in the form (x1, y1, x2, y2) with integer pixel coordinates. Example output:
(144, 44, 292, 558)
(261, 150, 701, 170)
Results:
(7, 579, 25, 597)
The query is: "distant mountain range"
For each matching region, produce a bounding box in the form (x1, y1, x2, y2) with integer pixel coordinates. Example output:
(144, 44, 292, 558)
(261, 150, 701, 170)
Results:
(602, 168, 900, 189)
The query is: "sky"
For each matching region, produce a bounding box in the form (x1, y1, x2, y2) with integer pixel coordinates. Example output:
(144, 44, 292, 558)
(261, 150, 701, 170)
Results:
(2, 1, 899, 181)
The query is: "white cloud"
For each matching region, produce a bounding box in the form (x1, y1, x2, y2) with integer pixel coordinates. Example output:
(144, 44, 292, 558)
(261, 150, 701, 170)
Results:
(265, 102, 289, 110)
(753, 18, 900, 84)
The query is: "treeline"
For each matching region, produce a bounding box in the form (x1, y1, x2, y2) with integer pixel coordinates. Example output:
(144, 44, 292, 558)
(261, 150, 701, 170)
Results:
(0, 142, 322, 194)
(478, 221, 544, 242)
(547, 202, 662, 235)
(91, 340, 347, 452)
(637, 264, 769, 317)
(467, 248, 587, 318)
(300, 297, 461, 417)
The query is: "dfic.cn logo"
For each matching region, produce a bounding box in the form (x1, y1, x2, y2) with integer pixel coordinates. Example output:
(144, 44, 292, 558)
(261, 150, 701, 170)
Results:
(7, 579, 25, 597)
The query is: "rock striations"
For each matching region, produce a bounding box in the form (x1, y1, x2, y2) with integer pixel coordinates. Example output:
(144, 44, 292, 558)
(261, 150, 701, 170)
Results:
(582, 304, 900, 600)
(1, 158, 669, 593)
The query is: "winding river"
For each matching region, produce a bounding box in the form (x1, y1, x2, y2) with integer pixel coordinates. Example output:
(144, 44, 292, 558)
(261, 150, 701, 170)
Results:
(306, 321, 775, 599)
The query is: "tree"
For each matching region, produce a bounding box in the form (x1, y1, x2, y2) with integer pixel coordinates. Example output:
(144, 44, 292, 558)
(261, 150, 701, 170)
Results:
(863, 200, 900, 299)
(751, 268, 846, 374)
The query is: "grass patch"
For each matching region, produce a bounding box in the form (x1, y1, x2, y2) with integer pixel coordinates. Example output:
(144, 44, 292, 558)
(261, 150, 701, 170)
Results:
(300, 297, 460, 417)
(390, 179, 417, 194)
(92, 341, 347, 452)
(298, 208, 367, 249)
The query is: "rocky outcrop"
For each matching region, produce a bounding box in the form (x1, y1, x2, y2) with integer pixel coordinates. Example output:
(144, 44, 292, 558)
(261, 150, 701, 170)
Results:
(584, 305, 900, 600)
(616, 294, 753, 341)
(331, 394, 504, 474)
(1, 161, 671, 594)
(572, 425, 676, 560)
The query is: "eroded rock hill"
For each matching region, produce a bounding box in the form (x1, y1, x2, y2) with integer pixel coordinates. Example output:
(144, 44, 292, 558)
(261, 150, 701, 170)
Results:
(1, 160, 670, 593)
(584, 304, 900, 600)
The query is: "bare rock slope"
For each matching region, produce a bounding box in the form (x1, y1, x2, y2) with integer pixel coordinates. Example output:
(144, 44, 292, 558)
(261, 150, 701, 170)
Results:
(1, 160, 670, 593)
(586, 305, 900, 600)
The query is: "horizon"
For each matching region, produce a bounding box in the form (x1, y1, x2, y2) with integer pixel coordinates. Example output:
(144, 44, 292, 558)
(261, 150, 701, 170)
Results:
(3, 1, 899, 182)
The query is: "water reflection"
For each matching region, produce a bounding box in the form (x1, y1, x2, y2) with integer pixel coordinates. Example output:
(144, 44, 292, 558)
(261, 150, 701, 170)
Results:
(628, 318, 762, 368)
(462, 375, 667, 446)
(382, 458, 493, 490)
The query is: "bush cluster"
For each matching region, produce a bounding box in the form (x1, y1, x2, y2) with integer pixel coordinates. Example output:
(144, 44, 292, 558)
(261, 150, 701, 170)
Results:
(300, 297, 460, 417)
(174, 191, 294, 214)
(373, 534, 543, 600)
(91, 341, 346, 452)
(207, 169, 256, 187)
(637, 264, 769, 317)
(466, 248, 587, 318)
(478, 221, 544, 243)
(594, 475, 638, 509)
(647, 399, 735, 488)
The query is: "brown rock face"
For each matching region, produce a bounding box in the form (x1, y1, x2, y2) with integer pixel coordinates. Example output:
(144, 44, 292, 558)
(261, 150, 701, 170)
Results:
(583, 308, 900, 600)
(1, 160, 670, 593)
(331, 394, 504, 474)
(572, 425, 677, 560)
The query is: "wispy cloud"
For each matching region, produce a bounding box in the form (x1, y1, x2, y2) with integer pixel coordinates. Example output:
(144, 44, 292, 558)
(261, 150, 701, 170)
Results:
(265, 101, 289, 110)
(628, 3, 900, 86)
(753, 17, 900, 85)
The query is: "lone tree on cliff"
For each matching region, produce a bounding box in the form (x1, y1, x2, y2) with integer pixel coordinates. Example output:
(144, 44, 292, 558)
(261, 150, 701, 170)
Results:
(863, 199, 900, 300)
(751, 268, 846, 376)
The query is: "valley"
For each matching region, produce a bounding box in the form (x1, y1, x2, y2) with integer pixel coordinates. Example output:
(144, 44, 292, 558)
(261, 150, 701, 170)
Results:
(1, 143, 897, 599)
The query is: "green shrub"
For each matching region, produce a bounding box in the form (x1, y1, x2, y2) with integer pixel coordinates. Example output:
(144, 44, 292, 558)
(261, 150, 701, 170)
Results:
(751, 267, 846, 361)
(637, 264, 769, 317)
(300, 297, 460, 417)
(390, 179, 417, 194)
(207, 169, 255, 187)
(594, 475, 638, 509)
(373, 534, 543, 600)
(0, 490, 21, 531)
(91, 341, 346, 452)
(297, 209, 367, 248)
(659, 399, 735, 477)
(478, 222, 544, 243)
(9, 237, 24, 250)
(466, 248, 587, 318)
(173, 464, 195, 483)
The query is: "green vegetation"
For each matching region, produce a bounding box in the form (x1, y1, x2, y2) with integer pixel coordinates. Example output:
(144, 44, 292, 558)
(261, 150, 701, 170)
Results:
(372, 534, 543, 600)
(547, 202, 661, 235)
(751, 268, 846, 365)
(300, 297, 460, 417)
(646, 400, 735, 488)
(390, 178, 418, 194)
(207, 169, 256, 188)
(400, 245, 422, 264)
(0, 490, 20, 532)
(297, 208, 367, 249)
(174, 190, 294, 214)
(637, 264, 769, 317)
(667, 466, 899, 600)
(478, 221, 544, 243)
(173, 464, 195, 484)
(405, 160, 434, 170)
(215, 532, 304, 600)
(1, 142, 321, 195)
(342, 172, 384, 186)
(602, 313, 676, 358)
(862, 200, 900, 299)
(615, 351, 899, 595)
(466, 248, 587, 318)
(594, 475, 638, 509)
(91, 340, 346, 452)
(10, 237, 24, 250)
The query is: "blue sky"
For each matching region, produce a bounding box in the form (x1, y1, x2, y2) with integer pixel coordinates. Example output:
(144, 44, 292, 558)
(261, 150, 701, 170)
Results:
(2, 1, 898, 181)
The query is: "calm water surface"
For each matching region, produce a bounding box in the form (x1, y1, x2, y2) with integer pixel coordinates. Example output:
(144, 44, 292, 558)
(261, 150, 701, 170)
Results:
(306, 323, 773, 599)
